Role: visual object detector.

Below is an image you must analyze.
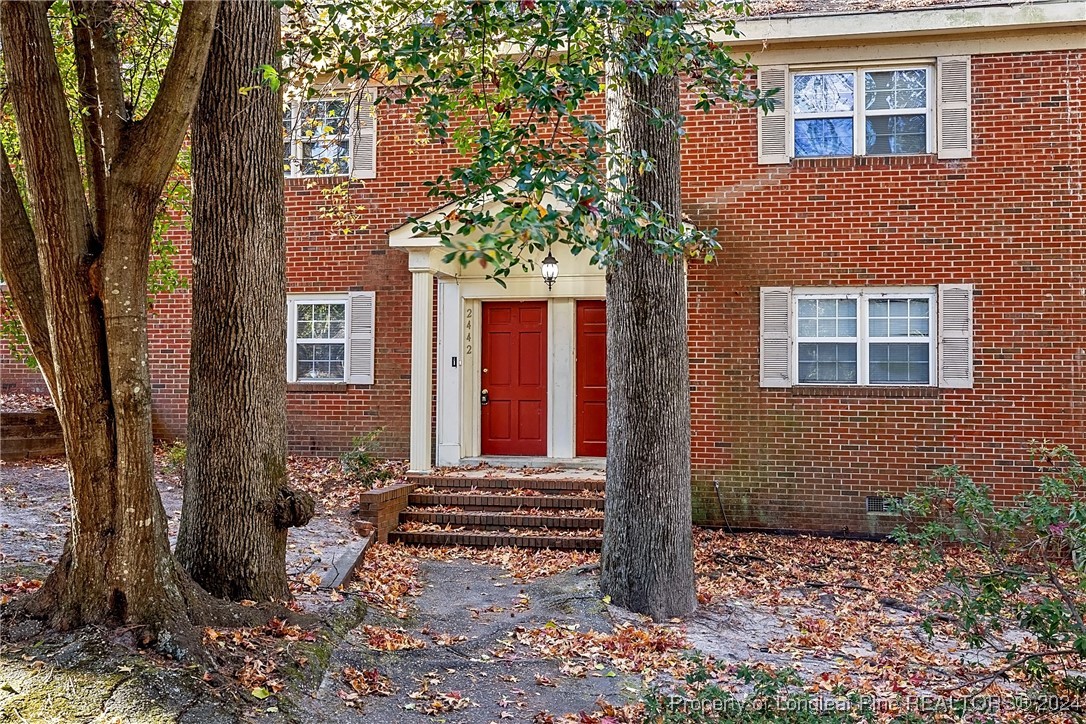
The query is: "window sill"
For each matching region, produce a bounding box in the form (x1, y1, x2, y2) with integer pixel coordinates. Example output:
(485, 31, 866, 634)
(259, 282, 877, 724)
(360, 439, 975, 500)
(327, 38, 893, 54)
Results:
(287, 382, 350, 393)
(791, 385, 940, 399)
(789, 155, 938, 170)
(284, 174, 351, 184)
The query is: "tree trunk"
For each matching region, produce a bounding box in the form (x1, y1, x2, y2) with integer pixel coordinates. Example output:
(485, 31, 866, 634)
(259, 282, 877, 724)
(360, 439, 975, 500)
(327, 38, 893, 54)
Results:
(0, 0, 218, 640)
(175, 0, 311, 601)
(599, 1, 696, 621)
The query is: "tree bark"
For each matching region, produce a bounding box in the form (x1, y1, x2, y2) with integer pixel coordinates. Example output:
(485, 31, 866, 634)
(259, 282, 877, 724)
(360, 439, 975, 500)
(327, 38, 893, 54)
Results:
(0, 0, 218, 639)
(599, 1, 696, 621)
(175, 0, 312, 602)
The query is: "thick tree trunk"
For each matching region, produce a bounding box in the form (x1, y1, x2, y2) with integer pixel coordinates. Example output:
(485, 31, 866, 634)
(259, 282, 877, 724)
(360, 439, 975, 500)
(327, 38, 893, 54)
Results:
(175, 0, 311, 601)
(0, 0, 218, 639)
(599, 2, 696, 621)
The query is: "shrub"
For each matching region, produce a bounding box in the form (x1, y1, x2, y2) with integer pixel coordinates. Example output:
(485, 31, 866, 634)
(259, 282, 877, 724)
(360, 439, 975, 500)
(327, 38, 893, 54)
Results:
(163, 441, 187, 476)
(641, 659, 902, 723)
(340, 429, 394, 489)
(891, 444, 1086, 694)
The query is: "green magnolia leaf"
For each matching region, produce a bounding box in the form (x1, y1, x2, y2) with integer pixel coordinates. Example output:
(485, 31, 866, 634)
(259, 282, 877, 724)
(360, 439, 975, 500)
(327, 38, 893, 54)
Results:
(259, 64, 281, 92)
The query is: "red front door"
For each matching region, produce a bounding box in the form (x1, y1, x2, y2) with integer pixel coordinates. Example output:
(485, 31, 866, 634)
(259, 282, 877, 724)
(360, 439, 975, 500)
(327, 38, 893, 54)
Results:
(481, 301, 548, 456)
(576, 300, 607, 457)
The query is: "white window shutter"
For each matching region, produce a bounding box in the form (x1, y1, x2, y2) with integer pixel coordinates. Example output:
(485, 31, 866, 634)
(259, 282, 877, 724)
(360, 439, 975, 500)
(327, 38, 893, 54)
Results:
(937, 56, 971, 159)
(938, 284, 973, 388)
(757, 66, 790, 165)
(347, 291, 375, 384)
(350, 91, 377, 180)
(760, 287, 792, 387)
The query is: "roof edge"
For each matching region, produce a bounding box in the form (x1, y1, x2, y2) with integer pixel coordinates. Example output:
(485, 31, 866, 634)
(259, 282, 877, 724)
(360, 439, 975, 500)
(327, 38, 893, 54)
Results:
(726, 0, 1086, 46)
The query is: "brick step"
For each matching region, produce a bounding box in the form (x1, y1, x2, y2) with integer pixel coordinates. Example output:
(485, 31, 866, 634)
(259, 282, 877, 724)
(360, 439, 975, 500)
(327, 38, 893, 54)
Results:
(408, 492, 604, 511)
(388, 529, 602, 551)
(408, 474, 605, 493)
(400, 510, 603, 531)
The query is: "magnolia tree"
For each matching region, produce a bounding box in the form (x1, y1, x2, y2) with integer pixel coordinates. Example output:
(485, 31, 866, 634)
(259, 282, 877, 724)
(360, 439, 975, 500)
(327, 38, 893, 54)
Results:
(284, 0, 773, 619)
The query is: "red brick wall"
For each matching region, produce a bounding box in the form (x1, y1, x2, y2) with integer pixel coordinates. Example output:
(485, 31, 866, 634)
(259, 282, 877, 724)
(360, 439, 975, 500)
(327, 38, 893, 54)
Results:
(2, 48, 1082, 535)
(683, 50, 1086, 534)
(0, 294, 50, 397)
(0, 351, 49, 397)
(144, 104, 466, 457)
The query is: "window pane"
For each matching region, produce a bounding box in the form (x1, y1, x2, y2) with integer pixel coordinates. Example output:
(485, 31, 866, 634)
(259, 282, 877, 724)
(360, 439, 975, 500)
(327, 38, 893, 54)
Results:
(297, 303, 347, 340)
(865, 114, 927, 155)
(283, 108, 294, 173)
(798, 342, 858, 383)
(869, 343, 929, 384)
(869, 297, 930, 338)
(795, 118, 854, 157)
(793, 73, 855, 114)
(296, 342, 345, 380)
(865, 69, 927, 111)
(298, 99, 350, 176)
(302, 140, 349, 175)
(798, 297, 857, 339)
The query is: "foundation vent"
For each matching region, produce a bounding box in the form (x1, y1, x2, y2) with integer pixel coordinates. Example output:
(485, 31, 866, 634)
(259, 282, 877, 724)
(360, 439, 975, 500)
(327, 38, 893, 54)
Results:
(865, 496, 900, 515)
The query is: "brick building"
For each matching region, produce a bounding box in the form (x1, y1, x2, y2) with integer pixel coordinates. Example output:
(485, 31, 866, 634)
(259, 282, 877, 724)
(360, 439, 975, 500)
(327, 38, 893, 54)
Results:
(3, 0, 1084, 535)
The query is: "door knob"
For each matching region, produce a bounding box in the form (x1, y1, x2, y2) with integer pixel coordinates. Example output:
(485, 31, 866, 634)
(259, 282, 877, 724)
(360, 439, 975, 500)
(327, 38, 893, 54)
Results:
(480, 389, 489, 406)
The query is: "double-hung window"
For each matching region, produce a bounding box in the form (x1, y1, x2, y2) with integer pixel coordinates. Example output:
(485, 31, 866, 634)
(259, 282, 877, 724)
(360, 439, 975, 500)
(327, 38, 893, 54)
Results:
(795, 292, 934, 385)
(791, 67, 932, 158)
(760, 285, 973, 389)
(757, 57, 971, 163)
(282, 92, 377, 179)
(287, 293, 376, 385)
(291, 299, 347, 381)
(284, 99, 350, 177)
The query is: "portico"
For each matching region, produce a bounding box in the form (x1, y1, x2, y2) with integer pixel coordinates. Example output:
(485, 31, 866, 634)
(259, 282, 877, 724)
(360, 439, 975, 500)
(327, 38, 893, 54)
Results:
(389, 197, 607, 473)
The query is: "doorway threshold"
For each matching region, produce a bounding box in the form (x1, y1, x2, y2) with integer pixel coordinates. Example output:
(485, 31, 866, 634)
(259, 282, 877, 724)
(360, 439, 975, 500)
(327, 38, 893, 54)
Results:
(459, 456, 605, 471)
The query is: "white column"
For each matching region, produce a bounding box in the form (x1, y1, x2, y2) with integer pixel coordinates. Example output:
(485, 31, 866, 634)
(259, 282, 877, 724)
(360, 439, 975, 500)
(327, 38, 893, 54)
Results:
(549, 298, 576, 458)
(409, 267, 434, 472)
(435, 280, 462, 466)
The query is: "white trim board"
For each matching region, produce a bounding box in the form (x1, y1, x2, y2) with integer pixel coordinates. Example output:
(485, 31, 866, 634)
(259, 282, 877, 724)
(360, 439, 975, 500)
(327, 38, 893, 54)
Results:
(728, 2, 1086, 47)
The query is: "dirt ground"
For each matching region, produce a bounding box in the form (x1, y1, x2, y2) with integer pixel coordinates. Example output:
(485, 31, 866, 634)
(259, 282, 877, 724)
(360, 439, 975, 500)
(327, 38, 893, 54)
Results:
(1, 458, 1075, 723)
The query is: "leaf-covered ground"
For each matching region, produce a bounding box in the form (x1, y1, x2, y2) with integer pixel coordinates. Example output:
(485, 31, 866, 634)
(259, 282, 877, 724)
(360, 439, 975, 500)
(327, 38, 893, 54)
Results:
(1, 457, 1082, 722)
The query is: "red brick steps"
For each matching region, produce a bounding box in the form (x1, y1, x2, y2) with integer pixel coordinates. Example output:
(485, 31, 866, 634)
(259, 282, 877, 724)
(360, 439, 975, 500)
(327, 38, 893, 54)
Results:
(386, 468, 606, 551)
(409, 474, 605, 493)
(388, 529, 602, 550)
(399, 509, 603, 531)
(408, 492, 603, 511)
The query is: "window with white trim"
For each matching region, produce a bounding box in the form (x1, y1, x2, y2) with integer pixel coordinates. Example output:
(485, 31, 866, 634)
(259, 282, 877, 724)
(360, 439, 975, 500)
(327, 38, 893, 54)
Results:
(795, 292, 934, 385)
(760, 285, 973, 389)
(287, 292, 375, 384)
(283, 92, 377, 179)
(791, 68, 932, 158)
(284, 99, 350, 177)
(757, 57, 971, 163)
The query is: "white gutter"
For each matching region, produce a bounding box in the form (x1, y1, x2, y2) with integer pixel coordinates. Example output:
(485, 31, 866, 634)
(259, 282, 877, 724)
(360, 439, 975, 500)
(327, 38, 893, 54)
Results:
(726, 0, 1086, 46)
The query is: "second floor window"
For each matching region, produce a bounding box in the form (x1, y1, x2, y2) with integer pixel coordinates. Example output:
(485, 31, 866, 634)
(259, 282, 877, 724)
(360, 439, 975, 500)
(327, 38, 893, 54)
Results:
(283, 99, 351, 177)
(792, 67, 932, 158)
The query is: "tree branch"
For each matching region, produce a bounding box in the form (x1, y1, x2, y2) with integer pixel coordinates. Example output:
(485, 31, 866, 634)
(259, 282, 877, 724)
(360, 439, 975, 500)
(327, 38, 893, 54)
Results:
(73, 1, 127, 151)
(0, 0, 93, 260)
(0, 144, 57, 393)
(71, 2, 109, 240)
(118, 0, 218, 192)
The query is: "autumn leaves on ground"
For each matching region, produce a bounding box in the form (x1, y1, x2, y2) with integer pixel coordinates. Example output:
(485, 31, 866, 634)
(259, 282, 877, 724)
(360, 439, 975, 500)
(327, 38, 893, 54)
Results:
(1, 452, 1081, 723)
